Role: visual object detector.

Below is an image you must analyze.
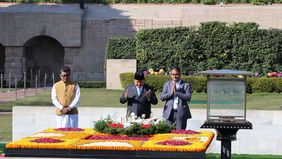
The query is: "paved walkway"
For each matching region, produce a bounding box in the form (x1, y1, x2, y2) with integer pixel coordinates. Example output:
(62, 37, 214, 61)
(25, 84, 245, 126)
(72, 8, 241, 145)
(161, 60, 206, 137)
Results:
(0, 87, 51, 114)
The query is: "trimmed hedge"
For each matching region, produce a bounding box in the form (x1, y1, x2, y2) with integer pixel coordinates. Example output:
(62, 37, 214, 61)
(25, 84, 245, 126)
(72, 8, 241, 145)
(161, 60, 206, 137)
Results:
(120, 73, 207, 92)
(120, 73, 282, 93)
(136, 27, 201, 74)
(119, 73, 135, 89)
(106, 37, 136, 59)
(78, 81, 106, 88)
(108, 22, 282, 76)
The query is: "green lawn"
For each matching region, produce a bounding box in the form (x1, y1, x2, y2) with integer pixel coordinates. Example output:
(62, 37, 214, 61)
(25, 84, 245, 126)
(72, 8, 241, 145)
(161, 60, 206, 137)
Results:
(1, 88, 282, 150)
(0, 115, 11, 142)
(206, 154, 282, 159)
(0, 88, 282, 112)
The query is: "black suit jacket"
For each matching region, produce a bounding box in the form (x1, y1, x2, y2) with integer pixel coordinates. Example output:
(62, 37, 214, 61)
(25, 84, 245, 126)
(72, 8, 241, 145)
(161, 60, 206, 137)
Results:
(120, 83, 158, 119)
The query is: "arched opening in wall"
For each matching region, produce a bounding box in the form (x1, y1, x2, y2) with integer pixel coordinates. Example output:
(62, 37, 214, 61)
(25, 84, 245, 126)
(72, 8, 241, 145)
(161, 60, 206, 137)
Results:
(0, 44, 5, 75)
(24, 36, 64, 86)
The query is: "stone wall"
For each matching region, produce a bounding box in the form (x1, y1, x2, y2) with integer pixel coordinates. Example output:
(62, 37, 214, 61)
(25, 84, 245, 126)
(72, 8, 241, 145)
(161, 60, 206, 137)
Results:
(106, 59, 136, 89)
(79, 19, 136, 81)
(1, 4, 282, 81)
(4, 47, 24, 80)
(74, 4, 282, 81)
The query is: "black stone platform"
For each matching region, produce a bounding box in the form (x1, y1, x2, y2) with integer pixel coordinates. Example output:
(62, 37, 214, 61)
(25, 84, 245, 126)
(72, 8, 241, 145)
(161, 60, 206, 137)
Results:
(5, 148, 206, 159)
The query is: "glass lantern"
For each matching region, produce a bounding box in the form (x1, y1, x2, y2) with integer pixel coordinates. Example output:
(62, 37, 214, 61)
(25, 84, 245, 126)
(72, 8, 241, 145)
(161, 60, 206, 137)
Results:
(199, 69, 254, 123)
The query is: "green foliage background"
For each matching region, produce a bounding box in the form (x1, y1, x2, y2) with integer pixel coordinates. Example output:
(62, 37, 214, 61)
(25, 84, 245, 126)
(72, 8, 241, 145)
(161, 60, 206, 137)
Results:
(107, 22, 282, 76)
(106, 37, 136, 59)
(120, 73, 282, 93)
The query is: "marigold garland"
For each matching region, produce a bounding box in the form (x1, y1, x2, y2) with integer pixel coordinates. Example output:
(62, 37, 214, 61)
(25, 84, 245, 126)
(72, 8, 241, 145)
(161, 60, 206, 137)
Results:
(74, 140, 143, 151)
(156, 140, 190, 146)
(6, 138, 79, 149)
(171, 129, 200, 134)
(28, 132, 92, 140)
(43, 128, 94, 134)
(30, 138, 64, 143)
(5, 128, 214, 152)
(55, 128, 85, 131)
(86, 135, 150, 141)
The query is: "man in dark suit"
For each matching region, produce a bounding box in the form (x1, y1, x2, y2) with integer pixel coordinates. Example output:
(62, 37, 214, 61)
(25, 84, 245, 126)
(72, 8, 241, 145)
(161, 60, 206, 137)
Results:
(120, 70, 158, 119)
(161, 66, 192, 130)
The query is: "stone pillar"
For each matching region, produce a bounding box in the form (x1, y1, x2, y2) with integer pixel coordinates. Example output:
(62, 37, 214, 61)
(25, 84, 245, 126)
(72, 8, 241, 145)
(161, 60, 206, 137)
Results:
(4, 46, 24, 80)
(64, 47, 83, 81)
(106, 59, 136, 90)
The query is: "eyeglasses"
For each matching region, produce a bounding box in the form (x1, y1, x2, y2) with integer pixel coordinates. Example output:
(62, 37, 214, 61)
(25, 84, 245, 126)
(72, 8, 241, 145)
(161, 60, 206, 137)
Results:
(171, 74, 179, 76)
(61, 74, 70, 77)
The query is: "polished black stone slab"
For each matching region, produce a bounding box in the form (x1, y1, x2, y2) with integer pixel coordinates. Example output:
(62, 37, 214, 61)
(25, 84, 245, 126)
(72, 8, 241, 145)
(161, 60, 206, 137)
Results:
(5, 148, 206, 159)
(201, 120, 252, 129)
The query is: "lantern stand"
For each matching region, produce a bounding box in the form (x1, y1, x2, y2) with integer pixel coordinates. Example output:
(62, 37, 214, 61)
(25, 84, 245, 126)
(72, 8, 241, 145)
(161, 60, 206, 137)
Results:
(199, 69, 253, 159)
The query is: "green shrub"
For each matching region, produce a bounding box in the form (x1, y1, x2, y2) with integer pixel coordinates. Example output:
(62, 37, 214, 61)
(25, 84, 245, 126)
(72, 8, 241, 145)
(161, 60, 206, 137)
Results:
(78, 81, 106, 88)
(136, 0, 146, 3)
(136, 27, 201, 72)
(120, 73, 206, 93)
(198, 21, 232, 70)
(145, 75, 171, 92)
(106, 37, 136, 59)
(111, 22, 282, 77)
(226, 0, 250, 3)
(201, 0, 217, 4)
(184, 76, 207, 93)
(120, 73, 282, 93)
(251, 0, 273, 4)
(246, 77, 256, 93)
(120, 73, 135, 89)
(272, 78, 282, 93)
(251, 77, 276, 93)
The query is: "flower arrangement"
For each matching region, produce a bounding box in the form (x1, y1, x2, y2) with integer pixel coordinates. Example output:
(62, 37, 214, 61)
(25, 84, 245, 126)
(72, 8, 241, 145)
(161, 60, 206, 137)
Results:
(267, 71, 282, 77)
(5, 114, 214, 153)
(171, 130, 201, 134)
(5, 128, 214, 152)
(86, 135, 150, 141)
(144, 68, 165, 75)
(156, 140, 190, 146)
(30, 138, 64, 143)
(94, 115, 172, 136)
(55, 128, 84, 131)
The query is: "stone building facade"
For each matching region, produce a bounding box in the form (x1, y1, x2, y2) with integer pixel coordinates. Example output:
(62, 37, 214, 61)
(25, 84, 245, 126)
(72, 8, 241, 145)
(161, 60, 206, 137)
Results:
(1, 3, 282, 82)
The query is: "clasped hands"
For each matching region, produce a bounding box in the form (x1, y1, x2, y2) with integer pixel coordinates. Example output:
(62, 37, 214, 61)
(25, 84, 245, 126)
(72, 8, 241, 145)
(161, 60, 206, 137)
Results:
(61, 106, 72, 114)
(171, 82, 177, 95)
(124, 89, 152, 99)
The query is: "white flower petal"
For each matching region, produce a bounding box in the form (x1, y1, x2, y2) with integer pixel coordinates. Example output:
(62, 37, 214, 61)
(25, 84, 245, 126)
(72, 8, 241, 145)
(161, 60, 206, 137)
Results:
(81, 142, 133, 147)
(30, 133, 65, 137)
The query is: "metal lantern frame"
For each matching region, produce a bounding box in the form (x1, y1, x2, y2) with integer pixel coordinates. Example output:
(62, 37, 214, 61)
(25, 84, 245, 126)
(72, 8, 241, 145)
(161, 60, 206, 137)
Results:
(199, 69, 253, 159)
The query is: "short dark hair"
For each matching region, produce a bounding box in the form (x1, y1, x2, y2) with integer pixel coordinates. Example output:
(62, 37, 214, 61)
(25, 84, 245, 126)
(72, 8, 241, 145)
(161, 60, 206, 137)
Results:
(60, 66, 71, 74)
(171, 66, 181, 74)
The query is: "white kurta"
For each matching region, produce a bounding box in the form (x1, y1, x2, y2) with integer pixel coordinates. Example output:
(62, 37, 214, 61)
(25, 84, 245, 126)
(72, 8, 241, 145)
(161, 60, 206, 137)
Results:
(51, 84, 80, 128)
